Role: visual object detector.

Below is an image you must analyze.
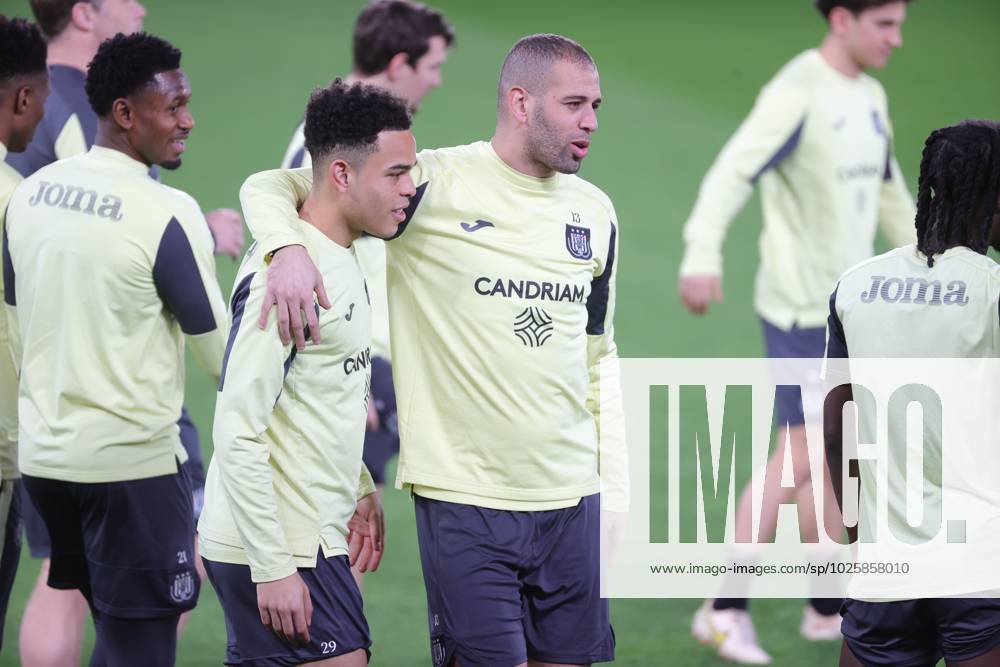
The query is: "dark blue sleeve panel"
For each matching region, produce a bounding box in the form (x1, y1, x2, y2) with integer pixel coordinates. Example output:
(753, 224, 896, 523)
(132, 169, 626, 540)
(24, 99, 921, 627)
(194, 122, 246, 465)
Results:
(387, 181, 428, 241)
(750, 117, 806, 185)
(218, 272, 254, 391)
(288, 147, 306, 169)
(281, 303, 318, 379)
(153, 217, 218, 336)
(826, 285, 849, 359)
(586, 222, 618, 336)
(2, 215, 14, 306)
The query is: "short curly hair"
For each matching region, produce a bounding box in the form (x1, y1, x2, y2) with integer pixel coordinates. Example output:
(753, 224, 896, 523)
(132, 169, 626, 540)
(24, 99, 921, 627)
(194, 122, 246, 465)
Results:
(353, 0, 454, 75)
(0, 17, 48, 83)
(85, 32, 181, 117)
(304, 79, 411, 165)
(815, 0, 915, 20)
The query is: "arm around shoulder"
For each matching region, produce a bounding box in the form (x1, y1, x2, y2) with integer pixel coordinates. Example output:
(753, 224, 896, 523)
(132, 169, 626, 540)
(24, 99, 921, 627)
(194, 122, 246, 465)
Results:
(239, 168, 313, 257)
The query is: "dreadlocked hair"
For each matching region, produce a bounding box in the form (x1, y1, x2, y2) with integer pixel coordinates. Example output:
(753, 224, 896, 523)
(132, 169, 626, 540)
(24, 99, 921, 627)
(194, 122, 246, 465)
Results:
(915, 120, 1000, 267)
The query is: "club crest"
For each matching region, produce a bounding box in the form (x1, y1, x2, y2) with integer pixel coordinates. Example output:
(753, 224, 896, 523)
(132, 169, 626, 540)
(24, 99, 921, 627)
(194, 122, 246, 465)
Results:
(170, 571, 195, 603)
(565, 224, 592, 260)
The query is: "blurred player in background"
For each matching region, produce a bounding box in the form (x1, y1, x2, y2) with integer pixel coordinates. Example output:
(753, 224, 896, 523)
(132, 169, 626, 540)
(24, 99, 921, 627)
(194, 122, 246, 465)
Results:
(826, 119, 1000, 667)
(199, 80, 412, 667)
(679, 1, 916, 662)
(281, 0, 454, 532)
(7, 0, 244, 259)
(0, 15, 49, 650)
(240, 32, 628, 666)
(4, 2, 243, 664)
(3, 32, 228, 667)
(281, 0, 453, 169)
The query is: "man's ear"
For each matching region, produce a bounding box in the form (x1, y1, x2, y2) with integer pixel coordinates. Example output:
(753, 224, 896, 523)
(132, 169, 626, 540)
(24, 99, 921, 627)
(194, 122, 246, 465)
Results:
(70, 0, 99, 32)
(110, 97, 135, 130)
(504, 86, 531, 124)
(328, 158, 352, 192)
(14, 85, 32, 117)
(385, 51, 411, 81)
(828, 6, 855, 36)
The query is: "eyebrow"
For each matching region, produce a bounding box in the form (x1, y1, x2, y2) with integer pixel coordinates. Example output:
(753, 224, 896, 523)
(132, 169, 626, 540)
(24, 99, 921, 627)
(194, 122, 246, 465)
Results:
(387, 162, 415, 172)
(563, 94, 602, 104)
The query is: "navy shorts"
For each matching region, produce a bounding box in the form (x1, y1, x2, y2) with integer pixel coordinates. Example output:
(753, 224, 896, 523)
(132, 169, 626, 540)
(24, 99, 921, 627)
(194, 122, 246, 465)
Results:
(21, 406, 206, 558)
(203, 553, 371, 666)
(415, 494, 614, 667)
(363, 356, 398, 486)
(21, 465, 199, 619)
(0, 479, 22, 649)
(760, 318, 826, 427)
(842, 597, 1000, 666)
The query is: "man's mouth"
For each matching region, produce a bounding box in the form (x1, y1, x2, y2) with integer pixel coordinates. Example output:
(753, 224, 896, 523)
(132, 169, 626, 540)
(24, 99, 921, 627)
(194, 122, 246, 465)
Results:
(570, 140, 590, 159)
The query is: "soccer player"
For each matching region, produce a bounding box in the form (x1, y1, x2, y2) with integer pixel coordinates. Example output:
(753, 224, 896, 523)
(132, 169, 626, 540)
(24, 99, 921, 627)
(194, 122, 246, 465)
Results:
(0, 15, 49, 648)
(2, 33, 228, 666)
(825, 119, 1000, 667)
(281, 0, 453, 530)
(280, 0, 453, 170)
(280, 0, 454, 520)
(6, 2, 241, 662)
(5, 0, 242, 260)
(6, 0, 242, 253)
(199, 79, 411, 667)
(240, 33, 628, 666)
(680, 1, 917, 661)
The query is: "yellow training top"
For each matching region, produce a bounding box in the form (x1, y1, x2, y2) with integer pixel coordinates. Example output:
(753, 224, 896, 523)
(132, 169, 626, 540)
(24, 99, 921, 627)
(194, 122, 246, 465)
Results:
(3, 146, 227, 483)
(240, 141, 629, 512)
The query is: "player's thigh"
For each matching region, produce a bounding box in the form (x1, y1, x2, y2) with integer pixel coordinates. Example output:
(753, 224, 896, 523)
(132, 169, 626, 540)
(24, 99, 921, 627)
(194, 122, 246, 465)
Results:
(19, 482, 52, 559)
(0, 479, 22, 638)
(20, 475, 88, 590)
(839, 641, 867, 667)
(203, 554, 371, 666)
(414, 496, 528, 667)
(522, 495, 613, 665)
(361, 429, 397, 486)
(77, 469, 199, 618)
(932, 598, 1000, 665)
(94, 612, 181, 667)
(311, 648, 369, 666)
(761, 318, 826, 428)
(949, 644, 1000, 667)
(841, 598, 940, 666)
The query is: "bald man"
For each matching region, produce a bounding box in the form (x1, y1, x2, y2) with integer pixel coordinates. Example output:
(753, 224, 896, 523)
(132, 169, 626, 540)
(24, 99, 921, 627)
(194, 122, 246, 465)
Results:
(237, 33, 628, 667)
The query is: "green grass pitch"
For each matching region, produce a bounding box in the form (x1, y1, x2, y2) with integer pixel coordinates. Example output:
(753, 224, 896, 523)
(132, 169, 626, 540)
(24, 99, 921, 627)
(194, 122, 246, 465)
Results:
(2, 0, 998, 664)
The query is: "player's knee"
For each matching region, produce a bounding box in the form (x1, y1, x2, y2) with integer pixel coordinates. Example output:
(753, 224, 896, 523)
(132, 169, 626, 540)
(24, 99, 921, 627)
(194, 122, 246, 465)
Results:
(19, 600, 86, 667)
